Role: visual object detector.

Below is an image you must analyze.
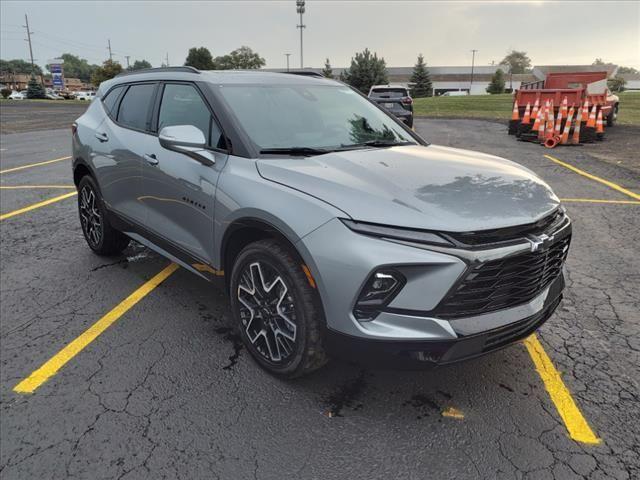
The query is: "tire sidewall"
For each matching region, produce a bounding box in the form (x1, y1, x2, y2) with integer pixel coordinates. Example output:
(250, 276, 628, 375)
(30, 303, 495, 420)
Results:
(229, 245, 310, 376)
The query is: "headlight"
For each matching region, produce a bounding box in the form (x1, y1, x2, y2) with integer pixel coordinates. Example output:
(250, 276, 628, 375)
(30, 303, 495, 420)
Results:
(341, 219, 453, 247)
(354, 269, 405, 320)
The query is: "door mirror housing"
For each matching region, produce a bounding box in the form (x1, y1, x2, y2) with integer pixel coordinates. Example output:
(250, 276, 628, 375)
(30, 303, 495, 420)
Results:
(158, 125, 214, 166)
(159, 125, 206, 149)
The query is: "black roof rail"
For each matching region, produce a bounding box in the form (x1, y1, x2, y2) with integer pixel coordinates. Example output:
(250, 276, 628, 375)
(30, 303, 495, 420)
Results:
(116, 66, 200, 77)
(281, 70, 325, 78)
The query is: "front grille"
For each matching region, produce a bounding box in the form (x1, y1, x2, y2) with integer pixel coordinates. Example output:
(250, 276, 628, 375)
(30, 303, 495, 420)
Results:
(445, 209, 564, 248)
(433, 235, 571, 319)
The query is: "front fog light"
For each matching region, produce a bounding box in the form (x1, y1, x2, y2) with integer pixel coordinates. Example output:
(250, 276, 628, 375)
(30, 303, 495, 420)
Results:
(354, 269, 405, 320)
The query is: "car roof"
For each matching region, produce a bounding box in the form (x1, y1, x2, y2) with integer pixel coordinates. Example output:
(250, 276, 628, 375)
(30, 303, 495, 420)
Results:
(98, 67, 341, 96)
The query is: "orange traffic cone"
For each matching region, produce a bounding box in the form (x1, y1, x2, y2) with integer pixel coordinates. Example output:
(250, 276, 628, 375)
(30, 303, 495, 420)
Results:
(586, 105, 597, 128)
(572, 103, 583, 145)
(531, 105, 543, 135)
(595, 109, 605, 141)
(522, 102, 531, 125)
(581, 99, 590, 122)
(508, 100, 520, 135)
(545, 103, 555, 140)
(560, 107, 574, 145)
(538, 103, 548, 141)
(555, 97, 568, 136)
(531, 98, 540, 121)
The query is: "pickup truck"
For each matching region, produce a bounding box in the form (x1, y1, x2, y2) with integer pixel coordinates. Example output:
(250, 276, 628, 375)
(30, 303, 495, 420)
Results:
(515, 71, 619, 126)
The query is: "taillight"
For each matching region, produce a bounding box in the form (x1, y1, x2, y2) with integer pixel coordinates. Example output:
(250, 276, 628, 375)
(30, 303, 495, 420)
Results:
(71, 122, 77, 135)
(402, 97, 413, 105)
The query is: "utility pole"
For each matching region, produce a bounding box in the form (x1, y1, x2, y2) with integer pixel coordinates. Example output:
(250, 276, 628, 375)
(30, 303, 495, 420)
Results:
(107, 39, 113, 61)
(165, 52, 169, 67)
(296, 0, 306, 68)
(23, 14, 35, 75)
(125, 55, 130, 69)
(285, 53, 291, 72)
(470, 49, 478, 94)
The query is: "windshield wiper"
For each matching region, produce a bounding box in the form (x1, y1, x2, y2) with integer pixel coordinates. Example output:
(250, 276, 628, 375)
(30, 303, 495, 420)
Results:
(339, 140, 415, 150)
(259, 147, 330, 156)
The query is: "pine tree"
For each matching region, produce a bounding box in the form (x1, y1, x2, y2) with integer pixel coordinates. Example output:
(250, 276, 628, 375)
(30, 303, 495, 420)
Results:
(322, 58, 333, 79)
(409, 54, 432, 98)
(26, 75, 45, 99)
(340, 49, 388, 94)
(486, 69, 506, 94)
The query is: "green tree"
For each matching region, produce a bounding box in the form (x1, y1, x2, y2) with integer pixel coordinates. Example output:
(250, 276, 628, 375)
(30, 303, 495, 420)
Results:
(409, 54, 432, 98)
(592, 58, 607, 66)
(607, 76, 626, 92)
(322, 58, 334, 78)
(185, 47, 216, 70)
(46, 54, 97, 82)
(486, 69, 506, 94)
(130, 59, 152, 71)
(340, 48, 388, 94)
(617, 65, 639, 74)
(0, 59, 43, 76)
(500, 50, 532, 74)
(90, 59, 123, 87)
(214, 46, 265, 70)
(26, 75, 45, 99)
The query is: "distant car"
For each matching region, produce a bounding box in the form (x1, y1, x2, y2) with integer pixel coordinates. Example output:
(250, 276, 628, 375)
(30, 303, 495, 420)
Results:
(368, 85, 413, 127)
(9, 90, 26, 100)
(75, 91, 96, 101)
(441, 91, 468, 97)
(45, 91, 64, 100)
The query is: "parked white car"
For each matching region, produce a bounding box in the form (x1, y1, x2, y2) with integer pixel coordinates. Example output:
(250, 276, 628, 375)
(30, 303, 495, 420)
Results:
(9, 90, 26, 100)
(75, 91, 96, 101)
(441, 91, 468, 97)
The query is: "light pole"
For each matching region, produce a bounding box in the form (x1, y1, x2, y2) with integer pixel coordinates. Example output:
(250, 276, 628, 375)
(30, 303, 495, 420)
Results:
(296, 0, 306, 68)
(470, 49, 478, 94)
(285, 53, 291, 72)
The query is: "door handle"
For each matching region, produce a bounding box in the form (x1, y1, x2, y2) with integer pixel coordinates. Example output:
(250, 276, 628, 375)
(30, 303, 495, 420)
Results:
(95, 132, 108, 142)
(144, 153, 159, 165)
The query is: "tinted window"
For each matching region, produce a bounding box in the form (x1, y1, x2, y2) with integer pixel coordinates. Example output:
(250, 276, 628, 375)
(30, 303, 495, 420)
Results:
(370, 88, 408, 98)
(158, 84, 211, 139)
(117, 84, 155, 131)
(102, 86, 124, 115)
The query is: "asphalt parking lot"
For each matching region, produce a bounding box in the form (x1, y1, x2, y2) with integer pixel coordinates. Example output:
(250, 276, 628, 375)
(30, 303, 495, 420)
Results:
(1, 111, 638, 479)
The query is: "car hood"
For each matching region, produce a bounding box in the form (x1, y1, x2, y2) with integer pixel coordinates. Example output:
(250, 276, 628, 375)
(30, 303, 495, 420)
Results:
(256, 145, 560, 232)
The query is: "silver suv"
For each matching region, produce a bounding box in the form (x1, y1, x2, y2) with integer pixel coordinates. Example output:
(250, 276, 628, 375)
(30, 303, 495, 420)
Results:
(72, 67, 571, 377)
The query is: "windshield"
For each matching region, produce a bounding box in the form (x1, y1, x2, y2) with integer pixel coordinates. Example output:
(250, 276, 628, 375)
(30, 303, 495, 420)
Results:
(217, 85, 417, 151)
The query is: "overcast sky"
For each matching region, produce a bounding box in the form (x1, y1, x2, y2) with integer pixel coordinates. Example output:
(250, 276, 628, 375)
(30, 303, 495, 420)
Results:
(1, 1, 638, 71)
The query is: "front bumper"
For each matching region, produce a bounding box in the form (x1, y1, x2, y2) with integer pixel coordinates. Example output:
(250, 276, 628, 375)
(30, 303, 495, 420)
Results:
(325, 274, 563, 368)
(297, 216, 570, 366)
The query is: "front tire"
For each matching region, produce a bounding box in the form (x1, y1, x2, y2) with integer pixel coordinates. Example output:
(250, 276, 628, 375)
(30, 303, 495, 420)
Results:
(229, 239, 328, 378)
(77, 175, 129, 256)
(607, 104, 618, 127)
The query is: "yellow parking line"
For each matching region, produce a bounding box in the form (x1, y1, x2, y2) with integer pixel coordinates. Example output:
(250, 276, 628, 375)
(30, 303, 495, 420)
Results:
(0, 185, 76, 190)
(0, 191, 77, 221)
(545, 154, 640, 201)
(13, 263, 179, 394)
(0, 156, 71, 174)
(560, 198, 640, 205)
(524, 334, 601, 445)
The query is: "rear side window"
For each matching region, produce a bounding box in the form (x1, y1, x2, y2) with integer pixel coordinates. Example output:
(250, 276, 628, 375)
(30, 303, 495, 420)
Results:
(102, 86, 124, 116)
(117, 84, 155, 131)
(158, 83, 225, 149)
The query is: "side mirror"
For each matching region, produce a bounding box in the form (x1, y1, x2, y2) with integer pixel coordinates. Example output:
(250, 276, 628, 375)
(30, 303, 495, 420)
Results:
(159, 125, 206, 149)
(158, 125, 214, 165)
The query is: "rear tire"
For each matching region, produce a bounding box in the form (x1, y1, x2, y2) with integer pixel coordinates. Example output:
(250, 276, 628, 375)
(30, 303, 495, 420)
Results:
(229, 239, 328, 378)
(77, 175, 129, 256)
